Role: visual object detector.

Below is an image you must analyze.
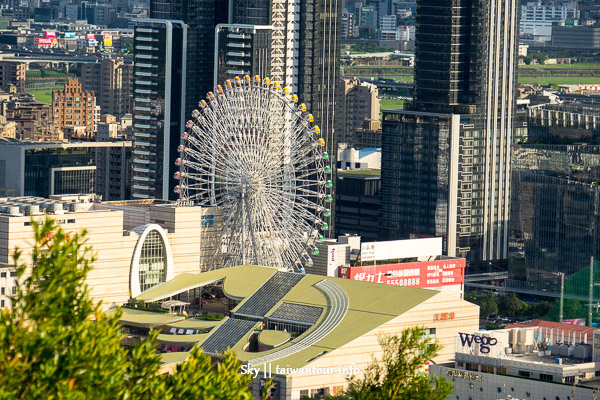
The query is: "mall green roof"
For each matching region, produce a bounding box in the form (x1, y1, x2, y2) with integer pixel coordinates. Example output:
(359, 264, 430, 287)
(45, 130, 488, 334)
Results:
(136, 265, 278, 302)
(114, 308, 185, 327)
(258, 330, 291, 348)
(135, 265, 443, 370)
(159, 351, 191, 366)
(230, 273, 438, 369)
(166, 319, 219, 330)
(156, 333, 209, 344)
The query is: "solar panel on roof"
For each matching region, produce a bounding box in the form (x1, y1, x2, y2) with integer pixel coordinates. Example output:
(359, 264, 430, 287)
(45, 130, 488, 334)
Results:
(268, 303, 323, 325)
(200, 319, 256, 355)
(234, 271, 304, 318)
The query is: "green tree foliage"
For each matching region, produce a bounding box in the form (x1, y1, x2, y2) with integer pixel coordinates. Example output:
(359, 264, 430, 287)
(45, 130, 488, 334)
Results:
(349, 42, 391, 54)
(478, 292, 499, 319)
(545, 299, 591, 322)
(342, 327, 453, 400)
(530, 52, 548, 64)
(0, 217, 253, 400)
(528, 301, 552, 319)
(498, 293, 527, 318)
(465, 292, 498, 319)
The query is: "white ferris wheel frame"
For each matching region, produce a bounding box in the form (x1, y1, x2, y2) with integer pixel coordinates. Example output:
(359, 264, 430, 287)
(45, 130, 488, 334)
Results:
(174, 75, 333, 272)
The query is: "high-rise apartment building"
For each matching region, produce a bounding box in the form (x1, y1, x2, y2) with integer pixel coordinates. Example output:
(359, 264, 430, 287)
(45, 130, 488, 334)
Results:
(0, 61, 25, 92)
(297, 0, 341, 237)
(51, 79, 96, 137)
(337, 77, 379, 146)
(130, 19, 187, 200)
(380, 0, 518, 264)
(341, 12, 356, 39)
(214, 24, 272, 85)
(150, 0, 228, 114)
(80, 58, 132, 119)
(230, 0, 300, 92)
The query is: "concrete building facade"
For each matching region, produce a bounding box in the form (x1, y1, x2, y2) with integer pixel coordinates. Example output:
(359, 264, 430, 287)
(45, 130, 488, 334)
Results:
(0, 61, 26, 92)
(431, 323, 600, 400)
(80, 58, 132, 119)
(0, 139, 131, 198)
(337, 77, 380, 147)
(552, 25, 600, 50)
(0, 197, 222, 308)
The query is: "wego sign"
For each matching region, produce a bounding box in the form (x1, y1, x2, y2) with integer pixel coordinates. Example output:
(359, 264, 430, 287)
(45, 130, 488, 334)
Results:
(458, 333, 498, 354)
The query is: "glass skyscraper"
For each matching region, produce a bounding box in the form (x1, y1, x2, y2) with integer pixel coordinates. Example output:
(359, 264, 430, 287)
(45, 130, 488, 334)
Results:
(380, 0, 519, 265)
(509, 103, 600, 296)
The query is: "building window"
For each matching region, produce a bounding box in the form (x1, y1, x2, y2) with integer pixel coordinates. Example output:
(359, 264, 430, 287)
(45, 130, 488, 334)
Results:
(465, 363, 478, 372)
(480, 365, 494, 373)
(1, 287, 4, 295)
(311, 388, 328, 398)
(139, 230, 167, 292)
(540, 373, 553, 381)
(0, 300, 4, 308)
(0, 272, 5, 278)
(12, 286, 16, 295)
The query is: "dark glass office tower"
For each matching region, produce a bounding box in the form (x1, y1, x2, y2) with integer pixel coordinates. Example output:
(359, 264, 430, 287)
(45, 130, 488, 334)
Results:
(131, 19, 187, 200)
(150, 0, 228, 115)
(412, 0, 487, 112)
(380, 0, 519, 264)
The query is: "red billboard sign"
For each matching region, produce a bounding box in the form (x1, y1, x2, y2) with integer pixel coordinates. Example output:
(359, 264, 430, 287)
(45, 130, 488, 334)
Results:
(579, 85, 600, 91)
(338, 259, 465, 288)
(44, 31, 56, 39)
(37, 38, 54, 46)
(86, 33, 95, 40)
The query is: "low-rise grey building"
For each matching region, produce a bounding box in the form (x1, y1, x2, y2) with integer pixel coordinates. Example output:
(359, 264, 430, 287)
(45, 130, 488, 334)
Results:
(431, 324, 600, 400)
(0, 138, 131, 199)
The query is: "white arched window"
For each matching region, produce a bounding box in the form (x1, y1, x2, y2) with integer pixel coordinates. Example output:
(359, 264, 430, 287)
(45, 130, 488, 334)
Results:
(130, 224, 175, 298)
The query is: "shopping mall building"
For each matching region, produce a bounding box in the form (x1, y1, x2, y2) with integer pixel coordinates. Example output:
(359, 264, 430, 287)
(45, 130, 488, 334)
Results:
(122, 265, 479, 399)
(0, 195, 221, 309)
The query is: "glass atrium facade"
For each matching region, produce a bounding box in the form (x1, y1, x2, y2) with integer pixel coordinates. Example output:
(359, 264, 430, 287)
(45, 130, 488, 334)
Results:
(139, 230, 168, 293)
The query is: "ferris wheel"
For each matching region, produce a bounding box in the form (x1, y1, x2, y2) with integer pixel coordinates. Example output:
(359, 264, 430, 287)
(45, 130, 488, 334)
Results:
(174, 75, 333, 272)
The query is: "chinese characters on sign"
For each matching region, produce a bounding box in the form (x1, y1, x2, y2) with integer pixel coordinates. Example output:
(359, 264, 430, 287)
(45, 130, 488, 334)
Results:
(446, 369, 482, 382)
(433, 312, 455, 322)
(338, 259, 465, 289)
